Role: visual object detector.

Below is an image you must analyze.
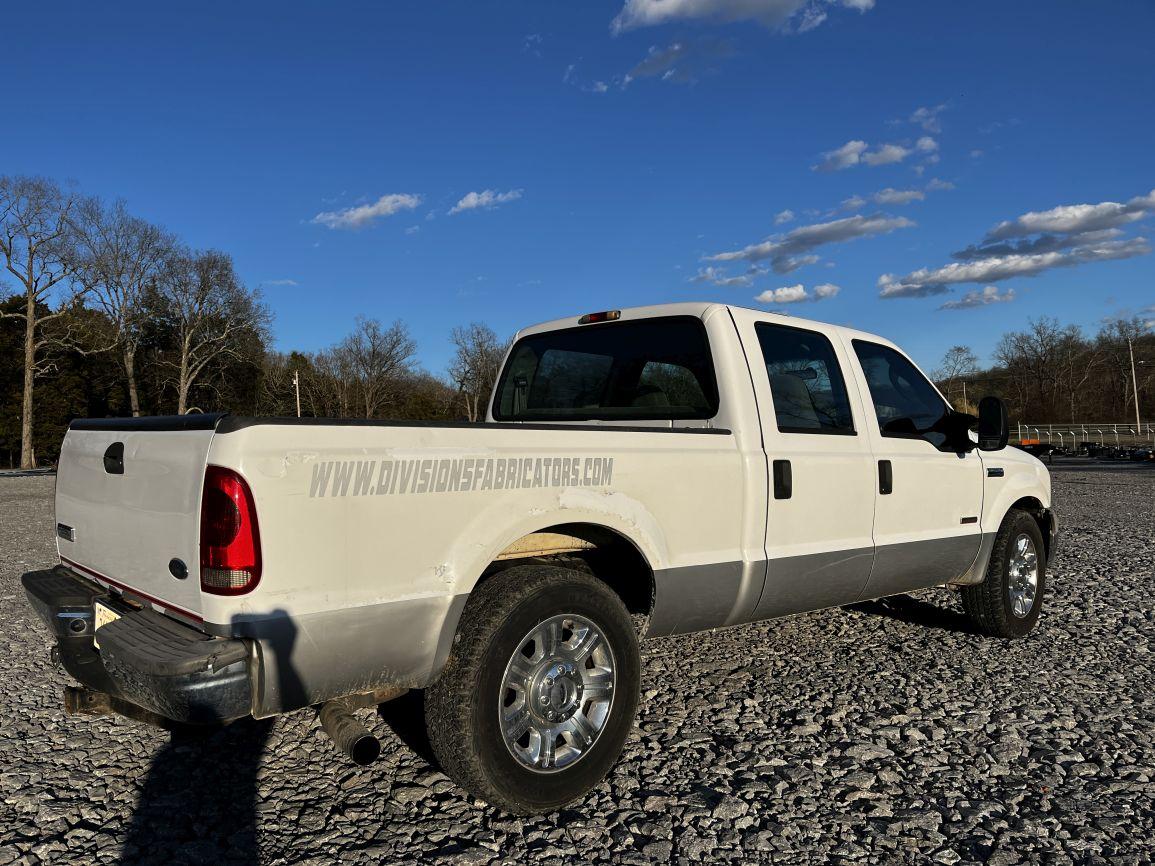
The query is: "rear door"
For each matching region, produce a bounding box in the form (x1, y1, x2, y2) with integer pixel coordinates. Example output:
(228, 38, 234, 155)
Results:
(843, 338, 983, 598)
(732, 312, 877, 619)
(55, 422, 214, 621)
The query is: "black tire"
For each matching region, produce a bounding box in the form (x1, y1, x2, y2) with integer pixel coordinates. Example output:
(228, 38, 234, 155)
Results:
(961, 509, 1047, 638)
(425, 564, 641, 813)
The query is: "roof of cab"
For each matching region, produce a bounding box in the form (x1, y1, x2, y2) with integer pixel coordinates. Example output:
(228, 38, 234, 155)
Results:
(516, 301, 898, 350)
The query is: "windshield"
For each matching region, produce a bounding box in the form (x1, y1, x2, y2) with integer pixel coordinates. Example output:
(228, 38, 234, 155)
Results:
(492, 316, 719, 421)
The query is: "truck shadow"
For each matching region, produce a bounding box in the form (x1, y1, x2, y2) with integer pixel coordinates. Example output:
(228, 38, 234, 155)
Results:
(845, 593, 980, 635)
(376, 689, 439, 768)
(119, 610, 303, 865)
(118, 717, 273, 864)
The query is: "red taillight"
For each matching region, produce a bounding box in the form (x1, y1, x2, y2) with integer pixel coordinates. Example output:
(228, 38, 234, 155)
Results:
(200, 466, 261, 595)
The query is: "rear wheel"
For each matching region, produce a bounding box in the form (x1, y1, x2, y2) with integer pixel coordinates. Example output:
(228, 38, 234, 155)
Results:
(962, 509, 1046, 638)
(425, 564, 640, 813)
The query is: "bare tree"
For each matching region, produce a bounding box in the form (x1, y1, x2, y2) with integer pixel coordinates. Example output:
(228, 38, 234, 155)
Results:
(155, 248, 270, 414)
(933, 345, 978, 407)
(1096, 317, 1149, 421)
(0, 176, 87, 468)
(334, 317, 417, 418)
(449, 322, 506, 422)
(73, 197, 174, 416)
(311, 348, 357, 418)
(994, 317, 1089, 420)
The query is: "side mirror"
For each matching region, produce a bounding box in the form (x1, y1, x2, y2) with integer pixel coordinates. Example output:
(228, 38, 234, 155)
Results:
(934, 409, 978, 452)
(977, 396, 1009, 451)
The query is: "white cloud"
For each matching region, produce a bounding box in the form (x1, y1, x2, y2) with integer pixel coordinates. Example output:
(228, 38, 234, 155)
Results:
(986, 190, 1155, 240)
(774, 209, 795, 225)
(709, 214, 915, 272)
(625, 37, 735, 85)
(260, 279, 298, 287)
(816, 139, 926, 171)
(814, 140, 867, 172)
(909, 104, 947, 133)
(404, 225, 420, 235)
(312, 193, 422, 230)
(879, 188, 1155, 299)
(448, 189, 523, 215)
(611, 0, 874, 34)
(691, 266, 754, 287)
(862, 143, 912, 167)
(755, 282, 841, 305)
(840, 194, 867, 212)
(779, 254, 821, 272)
(939, 286, 1016, 310)
(873, 187, 925, 206)
(880, 238, 1150, 298)
(756, 284, 809, 304)
(926, 178, 955, 192)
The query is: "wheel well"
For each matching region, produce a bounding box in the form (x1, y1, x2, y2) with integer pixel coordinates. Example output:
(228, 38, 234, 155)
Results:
(1009, 496, 1052, 560)
(478, 523, 655, 618)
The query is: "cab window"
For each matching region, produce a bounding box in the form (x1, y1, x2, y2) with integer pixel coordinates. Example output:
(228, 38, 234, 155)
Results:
(852, 340, 951, 447)
(755, 323, 855, 434)
(492, 316, 719, 421)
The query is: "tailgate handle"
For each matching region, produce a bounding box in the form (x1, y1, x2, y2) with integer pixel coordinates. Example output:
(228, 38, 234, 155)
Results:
(772, 459, 792, 500)
(878, 459, 893, 495)
(103, 442, 125, 475)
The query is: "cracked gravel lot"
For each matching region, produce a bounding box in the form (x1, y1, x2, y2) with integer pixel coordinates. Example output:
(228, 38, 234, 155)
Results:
(2, 463, 1153, 865)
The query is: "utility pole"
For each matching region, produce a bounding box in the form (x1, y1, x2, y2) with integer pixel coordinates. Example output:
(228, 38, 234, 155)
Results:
(293, 369, 302, 418)
(1128, 338, 1141, 434)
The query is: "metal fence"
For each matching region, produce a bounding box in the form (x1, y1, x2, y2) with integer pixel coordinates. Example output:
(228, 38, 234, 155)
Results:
(1014, 422, 1155, 447)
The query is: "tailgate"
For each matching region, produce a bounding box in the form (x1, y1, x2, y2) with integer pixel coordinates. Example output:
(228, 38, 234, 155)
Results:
(55, 420, 218, 620)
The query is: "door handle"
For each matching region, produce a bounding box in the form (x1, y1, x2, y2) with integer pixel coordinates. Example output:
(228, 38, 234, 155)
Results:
(773, 459, 792, 500)
(878, 459, 892, 495)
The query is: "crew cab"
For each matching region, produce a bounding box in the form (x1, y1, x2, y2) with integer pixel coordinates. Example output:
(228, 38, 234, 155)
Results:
(22, 303, 1057, 813)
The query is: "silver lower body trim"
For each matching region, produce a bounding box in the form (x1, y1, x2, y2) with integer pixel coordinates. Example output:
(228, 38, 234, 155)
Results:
(649, 534, 988, 637)
(861, 534, 983, 598)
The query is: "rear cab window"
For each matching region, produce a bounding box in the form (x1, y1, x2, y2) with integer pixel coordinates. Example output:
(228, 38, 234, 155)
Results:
(493, 316, 719, 421)
(755, 322, 855, 435)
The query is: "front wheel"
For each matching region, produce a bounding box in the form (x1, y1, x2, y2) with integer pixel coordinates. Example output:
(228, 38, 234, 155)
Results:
(425, 564, 640, 813)
(962, 508, 1047, 638)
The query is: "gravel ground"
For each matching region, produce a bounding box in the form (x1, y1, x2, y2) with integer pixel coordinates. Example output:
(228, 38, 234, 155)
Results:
(1, 464, 1153, 865)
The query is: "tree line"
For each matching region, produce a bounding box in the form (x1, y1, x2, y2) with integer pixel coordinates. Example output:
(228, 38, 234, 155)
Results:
(3, 173, 1151, 470)
(933, 316, 1154, 427)
(1, 175, 506, 469)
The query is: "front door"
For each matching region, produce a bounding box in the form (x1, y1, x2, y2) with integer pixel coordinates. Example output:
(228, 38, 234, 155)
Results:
(733, 314, 878, 620)
(843, 337, 984, 599)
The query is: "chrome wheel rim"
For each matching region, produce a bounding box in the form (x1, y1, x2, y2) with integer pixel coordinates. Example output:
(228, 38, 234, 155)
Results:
(1008, 533, 1039, 618)
(498, 613, 616, 773)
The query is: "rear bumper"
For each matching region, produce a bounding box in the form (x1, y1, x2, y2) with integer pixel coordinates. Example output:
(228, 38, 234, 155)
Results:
(21, 566, 253, 724)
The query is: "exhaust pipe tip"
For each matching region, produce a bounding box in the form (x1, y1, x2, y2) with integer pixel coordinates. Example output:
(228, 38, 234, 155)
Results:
(347, 733, 382, 767)
(318, 699, 381, 766)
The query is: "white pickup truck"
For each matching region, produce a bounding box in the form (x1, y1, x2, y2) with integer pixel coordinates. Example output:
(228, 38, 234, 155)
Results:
(23, 302, 1056, 813)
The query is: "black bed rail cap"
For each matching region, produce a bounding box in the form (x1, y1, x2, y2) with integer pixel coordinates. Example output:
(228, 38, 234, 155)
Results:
(214, 415, 731, 435)
(69, 413, 228, 432)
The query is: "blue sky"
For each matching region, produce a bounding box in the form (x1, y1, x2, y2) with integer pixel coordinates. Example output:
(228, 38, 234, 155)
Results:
(4, 0, 1154, 374)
